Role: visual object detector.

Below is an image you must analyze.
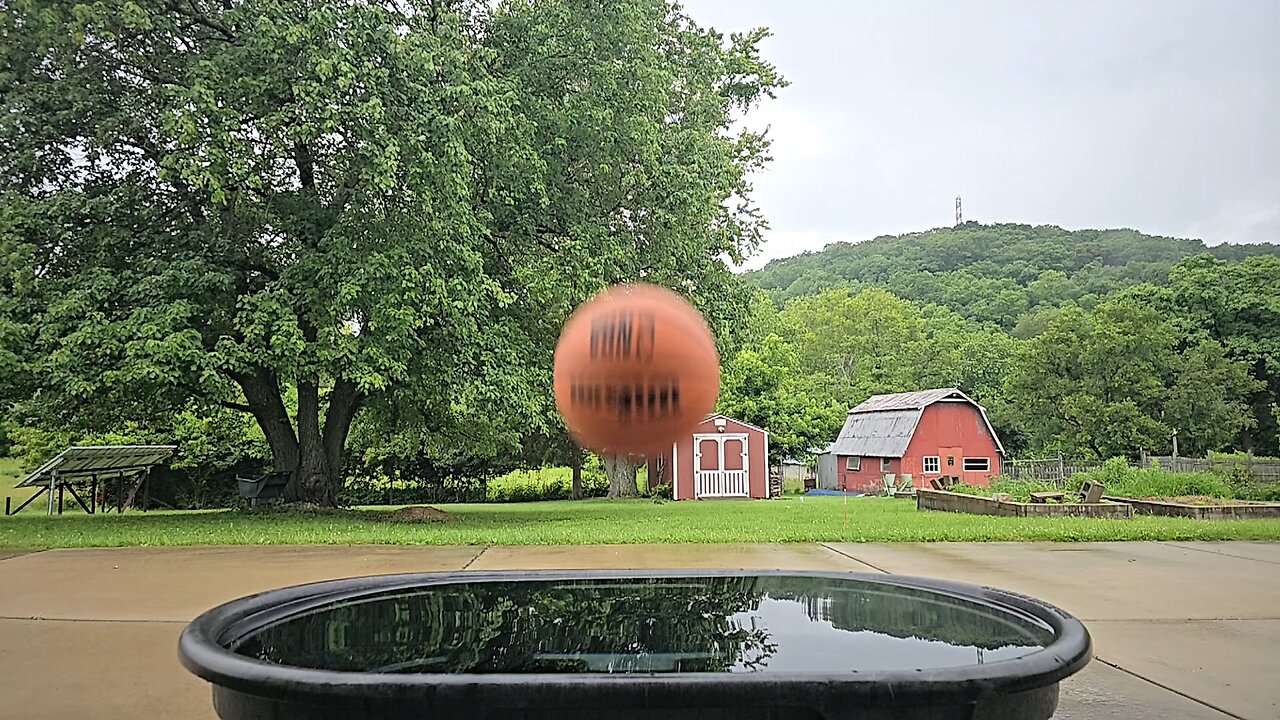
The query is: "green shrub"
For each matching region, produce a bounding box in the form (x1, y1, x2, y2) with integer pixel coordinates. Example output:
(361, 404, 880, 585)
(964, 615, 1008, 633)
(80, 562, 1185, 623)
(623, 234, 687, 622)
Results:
(647, 482, 673, 500)
(989, 478, 1070, 502)
(1239, 484, 1280, 502)
(944, 483, 991, 497)
(1070, 457, 1233, 499)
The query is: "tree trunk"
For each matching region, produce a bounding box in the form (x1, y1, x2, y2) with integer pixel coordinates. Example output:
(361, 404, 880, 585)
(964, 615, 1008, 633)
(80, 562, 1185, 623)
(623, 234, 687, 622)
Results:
(292, 380, 331, 504)
(230, 370, 362, 507)
(231, 369, 299, 474)
(570, 449, 584, 500)
(604, 454, 640, 499)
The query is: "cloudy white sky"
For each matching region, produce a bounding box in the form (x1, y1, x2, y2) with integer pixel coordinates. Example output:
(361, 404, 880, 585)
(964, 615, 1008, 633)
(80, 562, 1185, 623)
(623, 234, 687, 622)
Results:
(682, 0, 1280, 269)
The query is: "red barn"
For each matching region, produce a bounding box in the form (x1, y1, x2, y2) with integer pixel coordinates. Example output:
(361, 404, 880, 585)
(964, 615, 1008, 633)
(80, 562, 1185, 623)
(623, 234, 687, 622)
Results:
(649, 414, 772, 500)
(818, 388, 1005, 493)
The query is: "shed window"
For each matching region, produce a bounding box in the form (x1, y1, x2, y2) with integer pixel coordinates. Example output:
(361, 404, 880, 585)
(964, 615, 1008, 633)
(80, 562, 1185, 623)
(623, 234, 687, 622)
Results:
(845, 456, 861, 471)
(923, 456, 940, 474)
(963, 457, 990, 472)
(880, 458, 892, 473)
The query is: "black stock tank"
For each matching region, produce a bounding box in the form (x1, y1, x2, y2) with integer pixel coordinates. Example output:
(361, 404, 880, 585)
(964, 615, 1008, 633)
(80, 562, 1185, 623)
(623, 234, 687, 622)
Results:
(178, 569, 1091, 720)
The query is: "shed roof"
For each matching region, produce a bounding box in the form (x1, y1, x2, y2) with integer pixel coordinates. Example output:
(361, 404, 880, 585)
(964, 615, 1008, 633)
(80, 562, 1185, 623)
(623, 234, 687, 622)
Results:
(16, 445, 177, 487)
(702, 413, 770, 436)
(823, 388, 1006, 458)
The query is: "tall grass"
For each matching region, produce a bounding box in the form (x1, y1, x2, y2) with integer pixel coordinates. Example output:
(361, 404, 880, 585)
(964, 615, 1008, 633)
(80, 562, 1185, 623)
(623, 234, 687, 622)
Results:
(1072, 457, 1235, 499)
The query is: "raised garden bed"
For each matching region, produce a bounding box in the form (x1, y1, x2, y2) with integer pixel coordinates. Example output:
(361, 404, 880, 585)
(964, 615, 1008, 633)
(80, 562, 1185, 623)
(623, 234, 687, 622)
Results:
(1102, 495, 1280, 520)
(919, 488, 1133, 519)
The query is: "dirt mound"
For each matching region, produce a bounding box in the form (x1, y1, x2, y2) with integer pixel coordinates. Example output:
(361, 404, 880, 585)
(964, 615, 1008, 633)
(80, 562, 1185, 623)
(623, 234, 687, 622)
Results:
(383, 505, 450, 523)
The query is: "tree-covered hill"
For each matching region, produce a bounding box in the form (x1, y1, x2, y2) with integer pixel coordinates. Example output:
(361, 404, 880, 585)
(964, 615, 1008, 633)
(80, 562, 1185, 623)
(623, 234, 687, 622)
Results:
(746, 223, 1280, 330)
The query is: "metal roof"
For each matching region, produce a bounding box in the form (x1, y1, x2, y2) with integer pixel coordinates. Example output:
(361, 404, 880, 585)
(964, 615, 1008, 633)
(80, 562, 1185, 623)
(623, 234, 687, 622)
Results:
(821, 387, 1007, 458)
(16, 445, 177, 487)
(825, 409, 922, 458)
(849, 388, 973, 414)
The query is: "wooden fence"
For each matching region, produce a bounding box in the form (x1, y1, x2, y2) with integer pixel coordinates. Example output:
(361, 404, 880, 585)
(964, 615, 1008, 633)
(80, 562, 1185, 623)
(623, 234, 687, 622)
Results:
(1003, 457, 1101, 487)
(1140, 454, 1280, 483)
(1004, 453, 1280, 486)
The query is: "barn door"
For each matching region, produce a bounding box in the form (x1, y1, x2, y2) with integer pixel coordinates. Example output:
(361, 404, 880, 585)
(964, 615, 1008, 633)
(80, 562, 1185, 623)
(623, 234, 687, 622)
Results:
(939, 446, 962, 485)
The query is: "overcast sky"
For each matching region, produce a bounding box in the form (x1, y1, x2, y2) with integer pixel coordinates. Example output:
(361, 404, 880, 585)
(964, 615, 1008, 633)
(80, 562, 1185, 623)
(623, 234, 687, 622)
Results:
(681, 0, 1280, 269)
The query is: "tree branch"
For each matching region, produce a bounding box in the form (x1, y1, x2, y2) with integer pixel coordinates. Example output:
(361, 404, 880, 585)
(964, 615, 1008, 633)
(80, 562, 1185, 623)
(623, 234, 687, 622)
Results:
(162, 1, 237, 43)
(218, 400, 252, 413)
(293, 142, 316, 192)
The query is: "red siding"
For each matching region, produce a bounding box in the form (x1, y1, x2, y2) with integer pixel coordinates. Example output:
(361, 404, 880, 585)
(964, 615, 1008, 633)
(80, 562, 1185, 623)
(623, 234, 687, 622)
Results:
(902, 402, 1001, 487)
(834, 402, 1001, 493)
(835, 456, 902, 494)
(652, 416, 770, 500)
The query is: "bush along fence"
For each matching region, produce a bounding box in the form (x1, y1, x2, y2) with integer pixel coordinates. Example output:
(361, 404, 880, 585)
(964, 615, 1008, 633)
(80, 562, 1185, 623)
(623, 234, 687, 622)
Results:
(1139, 452, 1280, 483)
(1005, 452, 1280, 489)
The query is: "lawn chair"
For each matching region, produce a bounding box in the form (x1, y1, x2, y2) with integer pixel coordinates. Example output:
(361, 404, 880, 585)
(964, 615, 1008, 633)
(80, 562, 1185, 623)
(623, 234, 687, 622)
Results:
(897, 473, 915, 496)
(882, 473, 897, 496)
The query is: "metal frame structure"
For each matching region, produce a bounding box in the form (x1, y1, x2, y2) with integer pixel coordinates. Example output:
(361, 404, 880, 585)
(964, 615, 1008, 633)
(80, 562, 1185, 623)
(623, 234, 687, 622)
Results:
(6, 445, 177, 516)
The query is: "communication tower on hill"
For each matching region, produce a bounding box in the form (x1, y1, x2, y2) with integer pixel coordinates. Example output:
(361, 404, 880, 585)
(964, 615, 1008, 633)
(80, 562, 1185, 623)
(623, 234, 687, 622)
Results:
(955, 196, 962, 225)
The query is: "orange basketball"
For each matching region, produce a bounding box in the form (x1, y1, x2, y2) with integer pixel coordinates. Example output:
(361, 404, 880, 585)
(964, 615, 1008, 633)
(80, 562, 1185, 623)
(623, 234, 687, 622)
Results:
(553, 283, 720, 457)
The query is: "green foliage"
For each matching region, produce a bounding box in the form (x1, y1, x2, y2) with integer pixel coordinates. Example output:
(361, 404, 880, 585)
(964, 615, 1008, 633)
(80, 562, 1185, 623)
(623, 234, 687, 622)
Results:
(715, 285, 1019, 457)
(748, 223, 1279, 329)
(1004, 298, 1259, 458)
(1166, 255, 1280, 454)
(647, 481, 673, 500)
(1, 0, 785, 503)
(1070, 458, 1235, 499)
(486, 468, 608, 503)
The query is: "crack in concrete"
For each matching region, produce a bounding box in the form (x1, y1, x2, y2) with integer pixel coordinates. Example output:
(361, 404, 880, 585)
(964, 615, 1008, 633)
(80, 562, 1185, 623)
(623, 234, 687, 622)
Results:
(1093, 656, 1246, 720)
(816, 543, 890, 573)
(0, 615, 187, 625)
(1159, 542, 1280, 567)
(461, 545, 489, 570)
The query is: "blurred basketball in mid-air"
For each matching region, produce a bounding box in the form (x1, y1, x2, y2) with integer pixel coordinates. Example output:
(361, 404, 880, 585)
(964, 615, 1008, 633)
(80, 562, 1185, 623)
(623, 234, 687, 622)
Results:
(553, 283, 720, 457)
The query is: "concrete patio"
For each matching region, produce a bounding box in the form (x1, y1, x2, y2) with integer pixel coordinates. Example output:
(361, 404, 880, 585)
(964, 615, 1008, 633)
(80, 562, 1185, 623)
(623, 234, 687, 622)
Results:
(0, 541, 1275, 719)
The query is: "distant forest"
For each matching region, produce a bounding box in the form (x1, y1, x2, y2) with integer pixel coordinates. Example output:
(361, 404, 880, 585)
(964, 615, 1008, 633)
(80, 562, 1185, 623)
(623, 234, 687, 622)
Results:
(749, 222, 1280, 332)
(713, 223, 1280, 460)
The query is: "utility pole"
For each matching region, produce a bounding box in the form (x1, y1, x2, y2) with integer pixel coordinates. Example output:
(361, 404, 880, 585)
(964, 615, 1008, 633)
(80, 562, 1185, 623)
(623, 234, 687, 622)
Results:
(955, 196, 962, 225)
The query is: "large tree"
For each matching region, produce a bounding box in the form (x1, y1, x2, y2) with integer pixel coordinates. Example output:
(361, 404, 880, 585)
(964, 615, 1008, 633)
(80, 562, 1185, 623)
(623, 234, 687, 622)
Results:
(1004, 299, 1258, 459)
(0, 0, 781, 503)
(1165, 255, 1280, 455)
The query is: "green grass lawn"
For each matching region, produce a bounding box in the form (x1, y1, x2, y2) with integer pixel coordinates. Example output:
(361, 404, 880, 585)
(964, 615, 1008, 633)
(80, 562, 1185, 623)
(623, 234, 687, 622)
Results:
(0, 456, 42, 515)
(3, 495, 1279, 549)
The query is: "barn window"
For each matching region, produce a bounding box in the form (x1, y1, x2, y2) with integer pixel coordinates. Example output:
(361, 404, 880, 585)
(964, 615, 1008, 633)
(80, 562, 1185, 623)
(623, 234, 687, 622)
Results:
(845, 456, 861, 471)
(923, 456, 940, 474)
(963, 457, 990, 472)
(880, 458, 892, 472)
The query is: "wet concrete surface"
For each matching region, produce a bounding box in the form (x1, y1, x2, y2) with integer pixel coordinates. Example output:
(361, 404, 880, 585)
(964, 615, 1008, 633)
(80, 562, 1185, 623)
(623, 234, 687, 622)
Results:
(0, 541, 1274, 719)
(0, 545, 481, 621)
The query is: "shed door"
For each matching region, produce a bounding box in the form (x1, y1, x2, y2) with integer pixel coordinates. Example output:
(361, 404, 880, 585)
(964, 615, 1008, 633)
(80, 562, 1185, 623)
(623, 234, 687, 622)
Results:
(693, 434, 749, 498)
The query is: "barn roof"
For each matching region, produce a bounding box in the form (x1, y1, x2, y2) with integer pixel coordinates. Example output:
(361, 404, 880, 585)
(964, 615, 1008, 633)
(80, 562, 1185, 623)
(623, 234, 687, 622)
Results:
(824, 388, 1006, 458)
(826, 409, 921, 457)
(849, 388, 975, 413)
